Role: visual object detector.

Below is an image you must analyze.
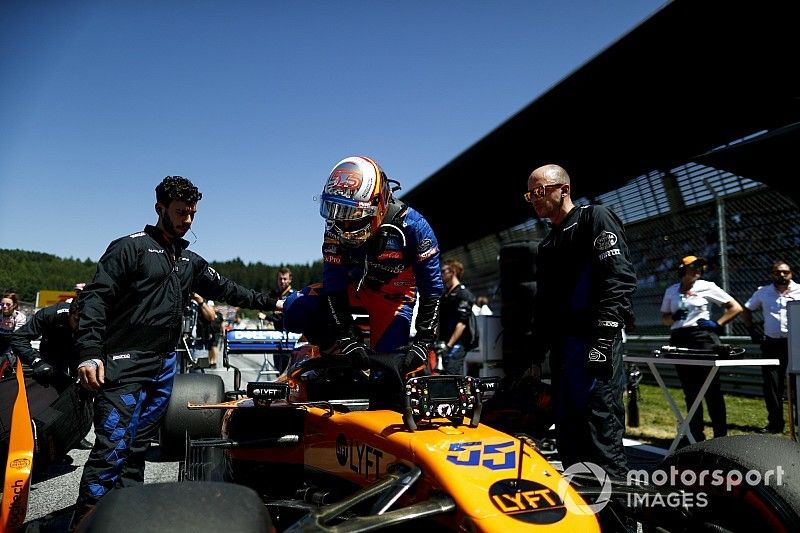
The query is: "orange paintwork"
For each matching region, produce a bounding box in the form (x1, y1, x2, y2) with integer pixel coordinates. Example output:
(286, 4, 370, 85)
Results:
(1, 359, 34, 531)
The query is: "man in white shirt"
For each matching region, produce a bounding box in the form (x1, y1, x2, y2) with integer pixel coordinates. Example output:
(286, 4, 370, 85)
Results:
(743, 260, 800, 434)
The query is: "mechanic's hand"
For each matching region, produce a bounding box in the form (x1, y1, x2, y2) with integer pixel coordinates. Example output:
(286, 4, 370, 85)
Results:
(697, 318, 722, 334)
(748, 324, 764, 344)
(403, 341, 430, 376)
(671, 309, 688, 322)
(78, 359, 105, 391)
(587, 327, 616, 382)
(432, 340, 449, 359)
(334, 337, 370, 370)
(31, 358, 55, 385)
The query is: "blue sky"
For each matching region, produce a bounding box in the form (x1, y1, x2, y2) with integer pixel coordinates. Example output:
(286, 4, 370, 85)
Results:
(1, 0, 664, 265)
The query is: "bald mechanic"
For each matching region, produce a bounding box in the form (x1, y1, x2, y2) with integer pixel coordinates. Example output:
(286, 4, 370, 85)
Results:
(525, 164, 636, 479)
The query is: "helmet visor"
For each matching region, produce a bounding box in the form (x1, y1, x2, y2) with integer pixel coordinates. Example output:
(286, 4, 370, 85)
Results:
(319, 194, 377, 222)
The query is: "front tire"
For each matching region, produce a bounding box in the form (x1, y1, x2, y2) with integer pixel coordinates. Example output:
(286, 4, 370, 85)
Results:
(159, 373, 224, 461)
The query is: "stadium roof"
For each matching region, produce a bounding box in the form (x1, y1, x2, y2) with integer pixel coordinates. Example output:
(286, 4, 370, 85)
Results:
(402, 0, 800, 251)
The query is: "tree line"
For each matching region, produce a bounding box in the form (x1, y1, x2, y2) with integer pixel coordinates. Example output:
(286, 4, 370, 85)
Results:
(0, 248, 323, 306)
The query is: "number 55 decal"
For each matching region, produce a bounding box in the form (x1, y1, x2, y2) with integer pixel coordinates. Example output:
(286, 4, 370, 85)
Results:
(446, 441, 516, 470)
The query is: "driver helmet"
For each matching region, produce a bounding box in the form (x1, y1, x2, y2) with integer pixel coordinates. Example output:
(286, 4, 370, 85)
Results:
(319, 156, 392, 246)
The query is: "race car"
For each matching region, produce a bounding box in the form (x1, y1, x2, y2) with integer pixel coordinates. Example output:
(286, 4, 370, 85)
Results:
(75, 345, 800, 533)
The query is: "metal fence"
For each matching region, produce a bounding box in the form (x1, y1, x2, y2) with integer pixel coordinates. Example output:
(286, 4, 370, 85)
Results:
(443, 165, 800, 338)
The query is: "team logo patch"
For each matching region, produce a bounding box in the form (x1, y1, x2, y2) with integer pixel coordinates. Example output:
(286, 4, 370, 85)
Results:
(417, 239, 434, 252)
(593, 231, 617, 250)
(10, 458, 31, 470)
(335, 433, 348, 466)
(588, 348, 607, 362)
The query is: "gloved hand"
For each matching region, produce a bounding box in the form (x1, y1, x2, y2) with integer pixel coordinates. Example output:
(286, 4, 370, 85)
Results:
(748, 324, 764, 344)
(31, 358, 55, 385)
(403, 341, 430, 376)
(671, 309, 687, 321)
(587, 327, 616, 382)
(334, 337, 370, 370)
(697, 319, 722, 334)
(432, 340, 449, 359)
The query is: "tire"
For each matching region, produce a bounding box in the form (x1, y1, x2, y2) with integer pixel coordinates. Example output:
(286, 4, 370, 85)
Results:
(648, 435, 800, 532)
(159, 373, 224, 461)
(76, 481, 272, 533)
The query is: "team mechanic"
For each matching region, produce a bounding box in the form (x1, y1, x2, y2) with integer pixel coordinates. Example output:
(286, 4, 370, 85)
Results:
(283, 156, 444, 375)
(71, 176, 282, 528)
(526, 164, 636, 480)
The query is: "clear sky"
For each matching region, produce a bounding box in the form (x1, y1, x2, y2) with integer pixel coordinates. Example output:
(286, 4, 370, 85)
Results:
(1, 0, 665, 265)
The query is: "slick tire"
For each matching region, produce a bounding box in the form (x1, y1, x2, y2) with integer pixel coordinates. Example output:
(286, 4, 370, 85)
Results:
(649, 434, 800, 532)
(76, 481, 272, 533)
(159, 373, 224, 461)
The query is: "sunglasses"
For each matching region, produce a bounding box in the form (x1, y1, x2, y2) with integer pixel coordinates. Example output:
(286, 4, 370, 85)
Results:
(773, 270, 791, 275)
(523, 183, 564, 202)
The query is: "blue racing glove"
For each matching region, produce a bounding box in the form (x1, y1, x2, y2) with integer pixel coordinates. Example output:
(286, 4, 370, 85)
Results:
(697, 319, 722, 334)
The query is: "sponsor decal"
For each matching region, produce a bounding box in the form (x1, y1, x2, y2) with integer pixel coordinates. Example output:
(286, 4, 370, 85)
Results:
(323, 244, 338, 254)
(147, 248, 165, 254)
(334, 435, 386, 480)
(597, 320, 619, 328)
(324, 254, 342, 264)
(488, 479, 566, 524)
(112, 353, 131, 360)
(588, 348, 606, 362)
(593, 231, 618, 250)
(130, 232, 146, 238)
(10, 458, 31, 470)
(598, 248, 621, 261)
(447, 441, 516, 470)
(57, 308, 70, 314)
(417, 239, 433, 252)
(417, 246, 439, 261)
(7, 479, 28, 526)
(335, 433, 348, 466)
(377, 250, 403, 260)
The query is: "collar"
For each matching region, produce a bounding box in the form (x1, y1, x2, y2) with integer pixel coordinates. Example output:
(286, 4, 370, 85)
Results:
(144, 224, 190, 252)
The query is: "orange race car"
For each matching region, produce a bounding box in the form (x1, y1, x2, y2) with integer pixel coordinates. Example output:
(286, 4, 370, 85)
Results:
(43, 345, 800, 532)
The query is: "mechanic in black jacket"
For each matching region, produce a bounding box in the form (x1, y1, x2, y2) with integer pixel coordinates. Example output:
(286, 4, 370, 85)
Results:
(71, 176, 282, 527)
(525, 164, 636, 480)
(8, 298, 79, 389)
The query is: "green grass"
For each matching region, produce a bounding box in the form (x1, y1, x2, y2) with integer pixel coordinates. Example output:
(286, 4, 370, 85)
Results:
(623, 383, 794, 449)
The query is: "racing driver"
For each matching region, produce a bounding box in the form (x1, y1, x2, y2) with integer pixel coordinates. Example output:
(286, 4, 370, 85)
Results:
(283, 156, 444, 376)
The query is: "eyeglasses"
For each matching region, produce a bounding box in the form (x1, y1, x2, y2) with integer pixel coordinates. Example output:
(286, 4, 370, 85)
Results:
(773, 270, 791, 275)
(0, 303, 13, 307)
(523, 184, 563, 202)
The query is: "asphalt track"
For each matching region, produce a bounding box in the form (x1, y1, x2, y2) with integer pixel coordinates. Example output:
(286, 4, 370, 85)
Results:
(17, 351, 666, 531)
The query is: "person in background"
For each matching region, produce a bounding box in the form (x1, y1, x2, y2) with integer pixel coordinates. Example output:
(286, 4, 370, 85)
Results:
(71, 175, 282, 528)
(1, 291, 28, 376)
(742, 259, 799, 434)
(282, 156, 443, 377)
(438, 259, 477, 375)
(660, 255, 743, 443)
(525, 163, 636, 480)
(191, 292, 219, 368)
(472, 294, 493, 316)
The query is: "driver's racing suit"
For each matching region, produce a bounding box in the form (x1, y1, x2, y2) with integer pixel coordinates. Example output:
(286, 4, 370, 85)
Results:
(284, 200, 444, 354)
(74, 224, 278, 518)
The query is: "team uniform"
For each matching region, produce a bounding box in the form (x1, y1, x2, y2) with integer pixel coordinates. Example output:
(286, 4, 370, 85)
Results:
(533, 204, 636, 479)
(438, 283, 476, 375)
(744, 280, 800, 431)
(9, 301, 77, 386)
(75, 224, 277, 511)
